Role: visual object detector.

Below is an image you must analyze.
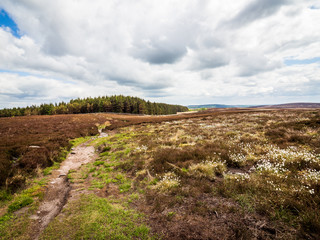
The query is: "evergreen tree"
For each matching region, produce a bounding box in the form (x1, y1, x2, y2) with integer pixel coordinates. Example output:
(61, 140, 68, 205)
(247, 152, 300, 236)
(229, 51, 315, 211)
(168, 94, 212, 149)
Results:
(0, 95, 188, 117)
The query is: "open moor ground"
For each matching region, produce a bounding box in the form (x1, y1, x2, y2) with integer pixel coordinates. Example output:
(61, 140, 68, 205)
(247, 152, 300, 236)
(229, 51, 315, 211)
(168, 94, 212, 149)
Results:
(1, 109, 320, 239)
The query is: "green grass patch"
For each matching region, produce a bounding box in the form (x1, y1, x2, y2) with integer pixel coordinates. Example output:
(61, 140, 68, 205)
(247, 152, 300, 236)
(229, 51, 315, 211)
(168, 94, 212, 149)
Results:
(57, 148, 69, 162)
(70, 136, 92, 147)
(99, 151, 110, 157)
(22, 184, 44, 198)
(41, 194, 155, 240)
(4, 179, 47, 214)
(0, 209, 34, 239)
(0, 213, 15, 238)
(90, 179, 105, 189)
(0, 189, 12, 202)
(90, 137, 111, 149)
(113, 173, 132, 193)
(0, 190, 13, 209)
(102, 146, 111, 152)
(43, 162, 60, 176)
(93, 160, 105, 166)
(128, 193, 140, 203)
(8, 195, 33, 213)
(119, 182, 132, 193)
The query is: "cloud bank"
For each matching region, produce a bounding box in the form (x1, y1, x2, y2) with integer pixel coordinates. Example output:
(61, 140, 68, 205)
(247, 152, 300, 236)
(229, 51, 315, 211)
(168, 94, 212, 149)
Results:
(0, 0, 320, 108)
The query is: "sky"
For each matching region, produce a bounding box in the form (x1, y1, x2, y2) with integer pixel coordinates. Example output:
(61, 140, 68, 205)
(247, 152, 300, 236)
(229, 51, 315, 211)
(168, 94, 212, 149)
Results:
(0, 0, 320, 108)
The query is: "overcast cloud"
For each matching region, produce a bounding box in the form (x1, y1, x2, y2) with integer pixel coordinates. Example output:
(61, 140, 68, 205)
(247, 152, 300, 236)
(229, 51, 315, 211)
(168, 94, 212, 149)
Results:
(0, 0, 319, 108)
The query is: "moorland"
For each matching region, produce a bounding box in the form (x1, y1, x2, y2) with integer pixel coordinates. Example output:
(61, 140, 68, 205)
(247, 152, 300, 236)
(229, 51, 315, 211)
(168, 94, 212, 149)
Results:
(0, 108, 320, 239)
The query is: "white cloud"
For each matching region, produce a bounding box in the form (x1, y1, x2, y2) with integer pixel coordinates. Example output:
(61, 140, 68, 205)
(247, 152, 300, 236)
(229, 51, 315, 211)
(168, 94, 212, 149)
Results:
(0, 0, 320, 108)
(0, 72, 138, 108)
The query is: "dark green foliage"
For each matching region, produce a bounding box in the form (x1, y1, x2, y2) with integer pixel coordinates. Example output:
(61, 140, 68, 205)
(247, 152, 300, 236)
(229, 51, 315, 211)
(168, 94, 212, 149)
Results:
(102, 146, 111, 152)
(0, 95, 188, 117)
(0, 189, 12, 201)
(8, 195, 33, 212)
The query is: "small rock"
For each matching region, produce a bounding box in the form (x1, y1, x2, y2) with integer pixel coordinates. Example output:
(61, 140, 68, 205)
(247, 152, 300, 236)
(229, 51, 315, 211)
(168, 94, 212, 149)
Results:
(37, 211, 40, 214)
(29, 145, 41, 149)
(29, 215, 39, 220)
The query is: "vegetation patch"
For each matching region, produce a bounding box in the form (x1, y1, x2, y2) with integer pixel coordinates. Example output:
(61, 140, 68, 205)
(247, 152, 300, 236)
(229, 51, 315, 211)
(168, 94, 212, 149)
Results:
(2, 109, 320, 239)
(8, 195, 33, 213)
(43, 162, 60, 176)
(0, 177, 48, 239)
(41, 194, 155, 240)
(153, 172, 180, 192)
(188, 160, 226, 180)
(96, 109, 319, 239)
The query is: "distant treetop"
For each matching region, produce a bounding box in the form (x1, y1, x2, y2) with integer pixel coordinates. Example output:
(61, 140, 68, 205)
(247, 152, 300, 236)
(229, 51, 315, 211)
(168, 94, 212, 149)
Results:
(0, 95, 188, 117)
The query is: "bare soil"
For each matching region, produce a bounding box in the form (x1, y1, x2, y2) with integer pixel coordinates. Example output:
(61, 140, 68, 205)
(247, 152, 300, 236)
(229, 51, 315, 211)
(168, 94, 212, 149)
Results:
(28, 142, 97, 239)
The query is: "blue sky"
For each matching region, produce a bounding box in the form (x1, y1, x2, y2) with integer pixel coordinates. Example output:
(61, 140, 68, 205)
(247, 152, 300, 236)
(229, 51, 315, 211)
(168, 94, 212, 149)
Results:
(0, 69, 30, 76)
(0, 0, 320, 109)
(284, 57, 320, 66)
(0, 9, 20, 38)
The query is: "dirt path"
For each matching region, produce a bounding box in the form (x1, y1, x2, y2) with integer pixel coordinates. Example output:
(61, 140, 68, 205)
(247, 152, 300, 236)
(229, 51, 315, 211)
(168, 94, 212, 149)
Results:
(29, 140, 98, 239)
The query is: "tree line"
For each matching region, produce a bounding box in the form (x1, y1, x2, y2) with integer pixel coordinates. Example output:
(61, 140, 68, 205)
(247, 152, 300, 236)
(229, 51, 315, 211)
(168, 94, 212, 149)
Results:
(0, 95, 188, 117)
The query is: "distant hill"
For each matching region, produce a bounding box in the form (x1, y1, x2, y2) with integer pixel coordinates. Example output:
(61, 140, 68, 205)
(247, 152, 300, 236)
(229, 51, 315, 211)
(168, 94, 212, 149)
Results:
(188, 102, 320, 110)
(252, 103, 320, 109)
(188, 104, 252, 109)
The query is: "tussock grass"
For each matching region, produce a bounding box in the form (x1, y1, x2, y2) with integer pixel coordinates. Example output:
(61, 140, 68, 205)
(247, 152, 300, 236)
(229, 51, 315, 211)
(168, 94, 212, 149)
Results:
(188, 160, 226, 180)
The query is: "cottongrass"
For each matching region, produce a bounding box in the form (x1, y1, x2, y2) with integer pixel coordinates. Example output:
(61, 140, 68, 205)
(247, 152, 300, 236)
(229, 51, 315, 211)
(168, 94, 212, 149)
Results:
(153, 172, 180, 192)
(135, 145, 148, 153)
(265, 146, 319, 166)
(229, 153, 247, 166)
(299, 168, 320, 186)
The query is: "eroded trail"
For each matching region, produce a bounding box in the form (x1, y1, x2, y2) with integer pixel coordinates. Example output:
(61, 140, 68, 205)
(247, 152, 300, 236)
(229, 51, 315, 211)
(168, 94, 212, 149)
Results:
(30, 142, 97, 239)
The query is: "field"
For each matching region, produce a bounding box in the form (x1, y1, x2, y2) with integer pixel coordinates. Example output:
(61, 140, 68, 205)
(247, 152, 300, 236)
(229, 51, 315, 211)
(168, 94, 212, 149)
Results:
(1, 109, 320, 239)
(0, 110, 237, 190)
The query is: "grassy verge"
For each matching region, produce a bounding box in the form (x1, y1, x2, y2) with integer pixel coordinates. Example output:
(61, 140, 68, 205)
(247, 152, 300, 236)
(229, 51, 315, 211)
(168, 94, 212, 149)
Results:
(0, 178, 48, 239)
(41, 194, 153, 240)
(70, 136, 92, 148)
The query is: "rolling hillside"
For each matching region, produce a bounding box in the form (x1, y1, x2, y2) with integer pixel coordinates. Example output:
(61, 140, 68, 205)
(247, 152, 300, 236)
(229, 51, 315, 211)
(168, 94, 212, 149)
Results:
(189, 102, 320, 109)
(252, 102, 320, 109)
